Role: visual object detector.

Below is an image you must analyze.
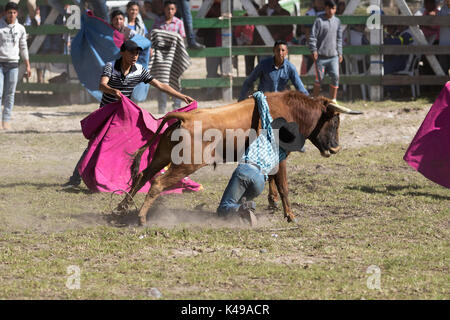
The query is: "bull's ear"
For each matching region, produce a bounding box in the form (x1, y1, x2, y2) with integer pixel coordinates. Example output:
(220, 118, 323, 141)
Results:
(328, 102, 363, 115)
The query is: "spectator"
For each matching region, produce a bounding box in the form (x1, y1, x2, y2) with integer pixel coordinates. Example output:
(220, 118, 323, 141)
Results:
(298, 0, 325, 76)
(111, 9, 135, 40)
(79, 0, 109, 22)
(234, 1, 258, 76)
(415, 0, 440, 44)
(383, 25, 414, 75)
(125, 1, 148, 36)
(0, 2, 31, 130)
(141, 0, 163, 19)
(238, 40, 309, 102)
(438, 0, 450, 74)
(336, 0, 346, 15)
(309, 0, 343, 102)
(175, 0, 205, 49)
(151, 0, 186, 113)
(24, 5, 40, 25)
(197, 0, 221, 96)
(247, 0, 293, 75)
(63, 39, 194, 189)
(10, 0, 36, 24)
(306, 0, 325, 16)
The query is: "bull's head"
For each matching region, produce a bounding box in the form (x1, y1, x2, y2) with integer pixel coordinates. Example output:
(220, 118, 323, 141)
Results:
(308, 101, 362, 158)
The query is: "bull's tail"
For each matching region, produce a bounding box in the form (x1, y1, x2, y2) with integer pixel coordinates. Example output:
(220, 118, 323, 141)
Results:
(130, 112, 191, 182)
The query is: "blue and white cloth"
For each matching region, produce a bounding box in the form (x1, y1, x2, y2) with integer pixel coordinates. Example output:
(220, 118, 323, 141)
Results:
(240, 91, 287, 180)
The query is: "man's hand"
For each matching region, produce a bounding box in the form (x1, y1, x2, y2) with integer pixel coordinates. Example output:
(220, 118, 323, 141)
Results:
(25, 65, 31, 78)
(25, 62, 31, 78)
(182, 95, 194, 104)
(113, 89, 122, 100)
(339, 55, 343, 63)
(312, 51, 318, 61)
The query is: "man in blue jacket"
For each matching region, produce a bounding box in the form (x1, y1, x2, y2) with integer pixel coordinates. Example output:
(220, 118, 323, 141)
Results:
(238, 40, 309, 102)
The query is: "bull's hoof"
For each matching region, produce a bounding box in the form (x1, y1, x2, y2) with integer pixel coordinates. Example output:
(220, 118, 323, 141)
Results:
(285, 214, 299, 224)
(268, 201, 279, 212)
(113, 202, 129, 216)
(138, 216, 147, 226)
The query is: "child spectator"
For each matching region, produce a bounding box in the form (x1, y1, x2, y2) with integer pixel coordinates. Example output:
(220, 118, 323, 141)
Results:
(309, 0, 343, 102)
(151, 0, 186, 113)
(125, 1, 148, 37)
(415, 0, 440, 44)
(298, 0, 325, 76)
(0, 2, 31, 130)
(111, 9, 135, 40)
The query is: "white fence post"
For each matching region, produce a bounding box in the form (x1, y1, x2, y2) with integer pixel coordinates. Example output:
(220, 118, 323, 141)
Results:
(369, 0, 383, 101)
(221, 0, 233, 101)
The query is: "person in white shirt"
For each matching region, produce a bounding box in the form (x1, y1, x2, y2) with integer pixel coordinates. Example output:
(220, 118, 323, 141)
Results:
(0, 2, 31, 130)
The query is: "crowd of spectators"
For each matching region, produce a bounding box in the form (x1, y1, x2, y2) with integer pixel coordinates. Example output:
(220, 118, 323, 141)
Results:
(1, 0, 448, 103)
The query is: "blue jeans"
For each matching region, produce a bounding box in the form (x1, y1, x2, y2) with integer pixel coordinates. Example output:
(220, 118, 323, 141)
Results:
(157, 92, 181, 114)
(315, 55, 340, 87)
(217, 163, 266, 215)
(176, 0, 195, 44)
(0, 63, 19, 122)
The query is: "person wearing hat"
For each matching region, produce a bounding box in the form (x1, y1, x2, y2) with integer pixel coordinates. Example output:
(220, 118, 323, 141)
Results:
(62, 39, 194, 189)
(217, 91, 305, 225)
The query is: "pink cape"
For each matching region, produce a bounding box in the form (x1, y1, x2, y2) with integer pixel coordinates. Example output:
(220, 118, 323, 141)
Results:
(78, 96, 202, 194)
(403, 82, 450, 188)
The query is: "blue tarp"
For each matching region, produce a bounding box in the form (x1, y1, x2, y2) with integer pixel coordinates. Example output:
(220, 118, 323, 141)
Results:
(71, 12, 151, 102)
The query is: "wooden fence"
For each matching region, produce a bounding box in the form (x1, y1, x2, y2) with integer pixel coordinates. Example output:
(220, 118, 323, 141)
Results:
(1, 0, 449, 101)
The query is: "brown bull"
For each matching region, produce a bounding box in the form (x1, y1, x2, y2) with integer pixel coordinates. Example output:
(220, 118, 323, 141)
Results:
(117, 90, 361, 225)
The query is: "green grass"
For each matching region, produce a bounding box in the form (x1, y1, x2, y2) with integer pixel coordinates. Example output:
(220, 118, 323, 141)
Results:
(0, 101, 449, 299)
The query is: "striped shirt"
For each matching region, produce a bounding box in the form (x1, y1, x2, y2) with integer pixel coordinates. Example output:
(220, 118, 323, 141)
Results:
(151, 16, 186, 38)
(100, 58, 153, 107)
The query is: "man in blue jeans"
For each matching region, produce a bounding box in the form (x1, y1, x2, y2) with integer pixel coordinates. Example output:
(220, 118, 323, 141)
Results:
(238, 40, 309, 102)
(309, 0, 343, 101)
(175, 0, 205, 49)
(217, 91, 305, 226)
(0, 2, 31, 130)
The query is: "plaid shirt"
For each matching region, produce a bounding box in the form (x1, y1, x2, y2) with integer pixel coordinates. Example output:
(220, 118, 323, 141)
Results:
(240, 91, 287, 179)
(151, 16, 186, 38)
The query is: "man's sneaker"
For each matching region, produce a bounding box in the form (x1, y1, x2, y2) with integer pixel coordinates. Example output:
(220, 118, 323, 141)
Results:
(238, 200, 257, 227)
(188, 41, 205, 49)
(61, 180, 81, 190)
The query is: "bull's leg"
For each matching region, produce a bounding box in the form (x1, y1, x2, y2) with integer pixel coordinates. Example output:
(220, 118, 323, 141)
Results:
(117, 145, 172, 213)
(267, 176, 279, 211)
(137, 164, 203, 226)
(274, 160, 298, 223)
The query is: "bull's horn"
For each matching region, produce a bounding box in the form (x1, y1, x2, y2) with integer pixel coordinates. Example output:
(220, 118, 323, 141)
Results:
(329, 102, 363, 115)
